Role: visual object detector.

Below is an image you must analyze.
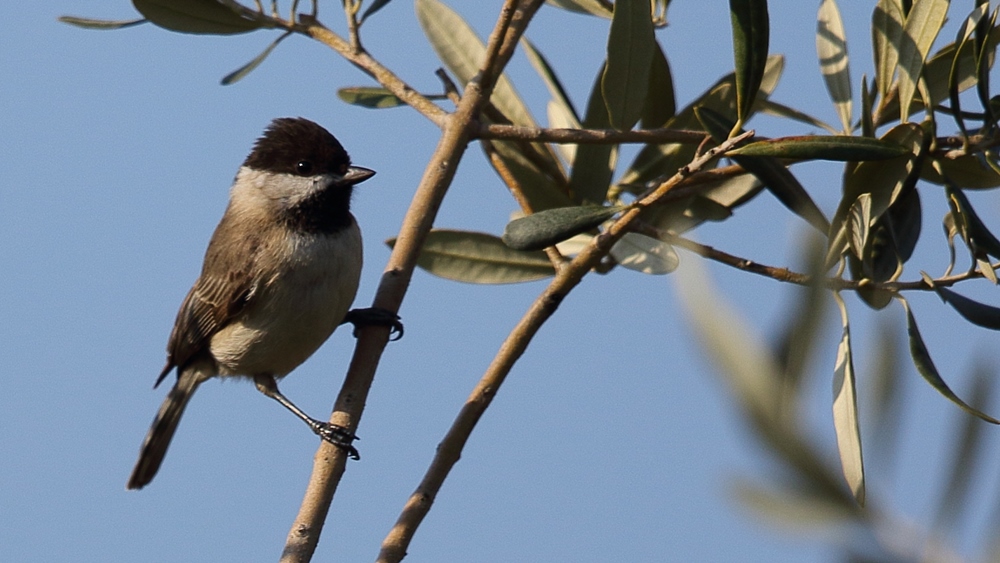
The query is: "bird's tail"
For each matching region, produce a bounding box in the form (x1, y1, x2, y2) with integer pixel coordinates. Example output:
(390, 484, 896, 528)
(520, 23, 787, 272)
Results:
(127, 371, 203, 490)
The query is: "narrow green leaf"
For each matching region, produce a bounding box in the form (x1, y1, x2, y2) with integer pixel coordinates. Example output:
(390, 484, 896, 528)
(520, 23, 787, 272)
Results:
(927, 275, 1000, 330)
(417, 0, 563, 191)
(609, 233, 679, 275)
(860, 75, 875, 137)
(847, 193, 873, 258)
(826, 123, 924, 267)
(897, 0, 949, 123)
(872, 0, 905, 109)
(619, 54, 784, 192)
(337, 87, 407, 109)
(731, 480, 856, 529)
(943, 211, 960, 275)
(947, 6, 988, 140)
(945, 182, 1000, 260)
(387, 230, 554, 284)
(757, 99, 838, 135)
(729, 135, 909, 161)
(684, 197, 733, 222)
(933, 365, 993, 531)
(360, 0, 394, 23)
(681, 260, 859, 506)
(696, 107, 830, 232)
(132, 0, 262, 34)
(650, 172, 763, 235)
(220, 31, 290, 85)
(974, 7, 999, 131)
(845, 186, 918, 311)
(923, 24, 1000, 109)
(817, 0, 853, 134)
(831, 292, 866, 506)
(58, 16, 147, 30)
(923, 153, 1000, 189)
(545, 0, 613, 18)
(641, 40, 676, 128)
(521, 38, 580, 123)
(488, 140, 574, 212)
(569, 63, 618, 205)
(980, 257, 999, 284)
(729, 0, 770, 132)
(602, 0, 655, 130)
(773, 234, 828, 390)
(676, 258, 783, 423)
(866, 317, 903, 453)
(899, 297, 1000, 424)
(415, 0, 535, 128)
(502, 205, 622, 251)
(887, 184, 922, 262)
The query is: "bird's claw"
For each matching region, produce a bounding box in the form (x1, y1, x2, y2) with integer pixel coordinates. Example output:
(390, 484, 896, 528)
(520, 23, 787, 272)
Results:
(311, 421, 360, 460)
(343, 307, 404, 341)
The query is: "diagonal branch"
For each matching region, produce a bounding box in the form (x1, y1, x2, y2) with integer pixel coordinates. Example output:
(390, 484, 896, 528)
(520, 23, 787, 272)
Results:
(376, 131, 753, 563)
(478, 123, 708, 144)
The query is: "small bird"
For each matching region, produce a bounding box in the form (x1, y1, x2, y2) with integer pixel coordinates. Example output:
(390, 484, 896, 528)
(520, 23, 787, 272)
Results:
(128, 117, 395, 490)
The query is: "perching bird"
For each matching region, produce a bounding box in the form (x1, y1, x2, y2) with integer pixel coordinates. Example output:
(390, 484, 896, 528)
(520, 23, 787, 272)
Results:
(127, 117, 397, 490)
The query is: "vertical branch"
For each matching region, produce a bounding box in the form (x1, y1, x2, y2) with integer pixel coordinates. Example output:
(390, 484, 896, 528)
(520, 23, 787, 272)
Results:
(280, 1, 543, 561)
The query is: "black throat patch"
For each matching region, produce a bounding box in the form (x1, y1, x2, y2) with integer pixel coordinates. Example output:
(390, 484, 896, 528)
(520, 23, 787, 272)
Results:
(284, 182, 355, 235)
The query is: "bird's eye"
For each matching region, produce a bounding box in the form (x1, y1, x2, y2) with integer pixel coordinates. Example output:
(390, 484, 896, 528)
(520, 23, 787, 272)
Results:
(296, 160, 314, 175)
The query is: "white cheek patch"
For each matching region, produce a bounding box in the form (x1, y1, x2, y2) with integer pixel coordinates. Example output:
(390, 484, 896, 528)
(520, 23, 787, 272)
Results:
(232, 166, 333, 208)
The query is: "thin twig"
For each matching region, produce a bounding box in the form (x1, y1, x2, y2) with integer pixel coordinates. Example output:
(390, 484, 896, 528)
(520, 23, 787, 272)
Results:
(216, 1, 449, 126)
(479, 123, 707, 144)
(635, 224, 1000, 291)
(344, 0, 362, 53)
(376, 130, 751, 563)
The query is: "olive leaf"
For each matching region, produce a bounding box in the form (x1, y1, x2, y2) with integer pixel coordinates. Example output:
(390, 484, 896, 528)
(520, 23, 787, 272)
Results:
(728, 135, 908, 161)
(58, 16, 147, 30)
(925, 272, 1000, 330)
(387, 230, 555, 284)
(696, 106, 829, 232)
(502, 205, 623, 251)
(337, 87, 407, 109)
(730, 0, 770, 132)
(816, 0, 852, 133)
(899, 296, 1000, 424)
(132, 0, 262, 34)
(220, 31, 291, 85)
(832, 292, 865, 506)
(602, 0, 655, 130)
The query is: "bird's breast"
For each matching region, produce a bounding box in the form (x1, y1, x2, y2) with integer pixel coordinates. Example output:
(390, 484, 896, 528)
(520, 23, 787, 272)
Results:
(210, 221, 362, 377)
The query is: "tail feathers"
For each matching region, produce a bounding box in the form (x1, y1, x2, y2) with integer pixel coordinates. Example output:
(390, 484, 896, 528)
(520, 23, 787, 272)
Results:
(127, 372, 202, 490)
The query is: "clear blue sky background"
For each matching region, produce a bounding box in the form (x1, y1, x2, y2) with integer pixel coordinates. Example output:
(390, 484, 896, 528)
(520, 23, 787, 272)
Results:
(4, 1, 1000, 562)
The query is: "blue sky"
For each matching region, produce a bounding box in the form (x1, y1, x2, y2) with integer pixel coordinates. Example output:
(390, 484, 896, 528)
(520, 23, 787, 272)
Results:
(4, 1, 1000, 562)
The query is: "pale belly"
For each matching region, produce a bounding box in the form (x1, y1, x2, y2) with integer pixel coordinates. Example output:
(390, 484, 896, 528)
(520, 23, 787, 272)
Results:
(210, 225, 362, 377)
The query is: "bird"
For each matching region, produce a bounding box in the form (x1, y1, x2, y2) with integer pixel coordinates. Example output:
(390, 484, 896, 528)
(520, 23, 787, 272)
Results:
(127, 117, 397, 490)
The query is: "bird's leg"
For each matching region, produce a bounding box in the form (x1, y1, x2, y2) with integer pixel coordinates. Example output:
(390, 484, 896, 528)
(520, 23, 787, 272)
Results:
(252, 374, 360, 460)
(342, 307, 404, 340)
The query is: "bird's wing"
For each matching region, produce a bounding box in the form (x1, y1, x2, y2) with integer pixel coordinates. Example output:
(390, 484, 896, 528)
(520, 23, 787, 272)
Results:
(155, 216, 260, 387)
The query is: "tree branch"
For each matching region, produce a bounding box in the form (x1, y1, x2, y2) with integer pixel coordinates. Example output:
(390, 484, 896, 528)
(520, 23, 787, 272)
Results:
(478, 123, 708, 144)
(634, 224, 1000, 292)
(375, 130, 752, 563)
(279, 1, 539, 561)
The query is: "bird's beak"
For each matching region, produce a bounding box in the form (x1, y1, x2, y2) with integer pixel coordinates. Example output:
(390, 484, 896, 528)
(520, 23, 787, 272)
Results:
(340, 166, 376, 186)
